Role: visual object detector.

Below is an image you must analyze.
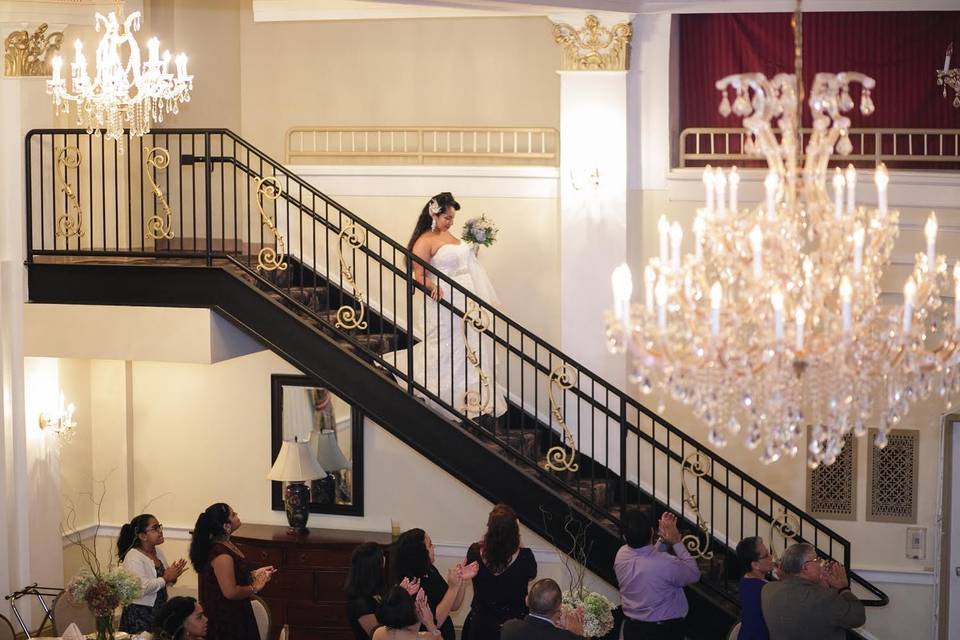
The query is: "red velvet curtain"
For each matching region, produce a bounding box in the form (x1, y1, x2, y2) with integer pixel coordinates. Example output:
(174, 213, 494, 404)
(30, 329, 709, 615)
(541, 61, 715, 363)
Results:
(679, 12, 960, 130)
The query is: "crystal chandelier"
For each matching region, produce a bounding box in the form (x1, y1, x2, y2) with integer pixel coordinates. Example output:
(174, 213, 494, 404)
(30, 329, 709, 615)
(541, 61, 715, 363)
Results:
(605, 7, 959, 467)
(47, 1, 193, 147)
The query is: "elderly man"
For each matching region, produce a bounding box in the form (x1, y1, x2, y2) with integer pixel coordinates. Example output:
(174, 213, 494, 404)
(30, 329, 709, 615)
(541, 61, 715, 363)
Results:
(761, 542, 865, 640)
(500, 578, 583, 640)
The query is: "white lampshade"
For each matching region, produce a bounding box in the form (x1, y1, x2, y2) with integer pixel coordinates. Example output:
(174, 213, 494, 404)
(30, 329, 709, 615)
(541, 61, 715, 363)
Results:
(315, 430, 350, 472)
(267, 438, 326, 482)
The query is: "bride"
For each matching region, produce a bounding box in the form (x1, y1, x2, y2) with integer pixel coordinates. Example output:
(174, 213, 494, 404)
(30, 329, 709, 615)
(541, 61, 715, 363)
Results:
(388, 192, 507, 420)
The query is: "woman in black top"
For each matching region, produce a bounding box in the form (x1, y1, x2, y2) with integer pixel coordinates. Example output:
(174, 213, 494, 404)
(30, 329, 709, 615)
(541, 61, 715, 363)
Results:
(346, 543, 387, 639)
(390, 529, 477, 640)
(462, 505, 537, 640)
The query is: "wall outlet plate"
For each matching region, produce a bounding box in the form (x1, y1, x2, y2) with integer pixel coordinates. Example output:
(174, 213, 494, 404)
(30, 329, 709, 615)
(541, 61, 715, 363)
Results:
(906, 526, 926, 560)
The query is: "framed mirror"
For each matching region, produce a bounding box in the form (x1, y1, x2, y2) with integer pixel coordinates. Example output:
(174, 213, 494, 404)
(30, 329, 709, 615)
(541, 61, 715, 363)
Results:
(270, 374, 364, 516)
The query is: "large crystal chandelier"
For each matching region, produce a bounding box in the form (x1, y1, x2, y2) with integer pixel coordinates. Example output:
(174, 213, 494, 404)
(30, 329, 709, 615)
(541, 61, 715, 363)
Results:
(605, 7, 959, 467)
(47, 1, 192, 147)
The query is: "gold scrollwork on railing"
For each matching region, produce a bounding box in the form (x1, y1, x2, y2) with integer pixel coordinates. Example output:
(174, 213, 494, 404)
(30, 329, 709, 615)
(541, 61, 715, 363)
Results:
(680, 452, 714, 560)
(143, 147, 174, 240)
(55, 146, 84, 238)
(768, 510, 801, 561)
(544, 364, 579, 473)
(254, 176, 287, 272)
(336, 223, 368, 330)
(460, 302, 492, 416)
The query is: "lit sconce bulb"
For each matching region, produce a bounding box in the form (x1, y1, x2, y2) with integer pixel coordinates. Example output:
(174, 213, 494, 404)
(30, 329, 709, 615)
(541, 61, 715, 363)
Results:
(175, 53, 189, 80)
(839, 276, 853, 333)
(644, 265, 656, 313)
(702, 165, 715, 214)
(74, 38, 83, 55)
(51, 55, 62, 83)
(728, 166, 740, 213)
(669, 222, 683, 271)
(655, 277, 669, 332)
(714, 168, 727, 216)
(764, 171, 779, 219)
(795, 307, 806, 353)
(147, 37, 160, 63)
(903, 277, 917, 335)
(771, 289, 784, 341)
(845, 164, 857, 214)
(925, 212, 938, 269)
(658, 216, 670, 263)
(709, 281, 722, 337)
(832, 168, 845, 221)
(852, 224, 865, 273)
(749, 225, 763, 278)
(874, 162, 889, 216)
(693, 214, 706, 261)
(611, 264, 633, 325)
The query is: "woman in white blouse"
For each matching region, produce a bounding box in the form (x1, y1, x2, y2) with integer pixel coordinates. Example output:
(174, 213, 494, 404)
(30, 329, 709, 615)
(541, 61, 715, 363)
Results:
(118, 513, 188, 633)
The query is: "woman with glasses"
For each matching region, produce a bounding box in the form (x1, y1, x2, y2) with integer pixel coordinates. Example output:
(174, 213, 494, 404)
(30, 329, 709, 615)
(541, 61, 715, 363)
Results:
(734, 536, 774, 640)
(118, 514, 188, 633)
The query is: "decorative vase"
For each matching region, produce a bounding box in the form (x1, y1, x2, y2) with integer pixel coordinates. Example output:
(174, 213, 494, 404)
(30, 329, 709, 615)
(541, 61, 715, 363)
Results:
(94, 612, 115, 640)
(284, 480, 311, 534)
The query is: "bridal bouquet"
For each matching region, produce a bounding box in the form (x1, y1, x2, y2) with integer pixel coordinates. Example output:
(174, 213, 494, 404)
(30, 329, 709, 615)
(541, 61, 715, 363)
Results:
(562, 590, 615, 638)
(461, 214, 498, 248)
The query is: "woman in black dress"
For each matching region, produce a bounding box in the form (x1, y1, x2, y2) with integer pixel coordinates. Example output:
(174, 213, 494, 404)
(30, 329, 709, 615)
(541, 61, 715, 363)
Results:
(462, 505, 537, 640)
(389, 528, 477, 640)
(346, 542, 387, 639)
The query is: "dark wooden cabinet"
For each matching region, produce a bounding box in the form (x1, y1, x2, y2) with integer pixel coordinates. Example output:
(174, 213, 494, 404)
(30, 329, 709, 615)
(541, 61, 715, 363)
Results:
(232, 524, 392, 640)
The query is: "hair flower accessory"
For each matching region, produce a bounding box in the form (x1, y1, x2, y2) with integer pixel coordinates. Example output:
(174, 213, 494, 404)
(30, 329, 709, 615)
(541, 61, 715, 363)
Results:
(428, 199, 441, 216)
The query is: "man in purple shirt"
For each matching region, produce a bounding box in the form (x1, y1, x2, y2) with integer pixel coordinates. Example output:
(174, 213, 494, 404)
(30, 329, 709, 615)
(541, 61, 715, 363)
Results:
(614, 509, 701, 639)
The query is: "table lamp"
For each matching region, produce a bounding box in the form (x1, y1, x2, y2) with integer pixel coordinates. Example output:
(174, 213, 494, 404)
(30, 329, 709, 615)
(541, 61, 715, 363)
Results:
(267, 436, 326, 534)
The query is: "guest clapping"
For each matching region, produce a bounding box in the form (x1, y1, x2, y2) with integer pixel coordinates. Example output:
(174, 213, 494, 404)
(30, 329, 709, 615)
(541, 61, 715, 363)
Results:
(118, 513, 188, 634)
(189, 503, 275, 640)
(346, 542, 388, 639)
(735, 536, 774, 640)
(152, 596, 208, 640)
(372, 586, 441, 640)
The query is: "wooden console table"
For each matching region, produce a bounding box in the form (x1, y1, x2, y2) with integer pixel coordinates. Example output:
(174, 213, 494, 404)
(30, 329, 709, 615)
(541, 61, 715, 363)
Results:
(232, 524, 392, 640)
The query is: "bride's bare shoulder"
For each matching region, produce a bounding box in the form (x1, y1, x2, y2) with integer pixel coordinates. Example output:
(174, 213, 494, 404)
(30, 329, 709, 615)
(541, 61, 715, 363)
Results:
(411, 233, 436, 258)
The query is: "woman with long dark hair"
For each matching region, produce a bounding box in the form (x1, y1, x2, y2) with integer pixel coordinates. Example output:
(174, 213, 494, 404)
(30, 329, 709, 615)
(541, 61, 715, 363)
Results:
(735, 536, 774, 640)
(117, 513, 187, 634)
(389, 528, 477, 640)
(371, 586, 441, 640)
(152, 596, 208, 640)
(346, 542, 387, 639)
(461, 505, 537, 639)
(188, 503, 275, 640)
(386, 192, 506, 420)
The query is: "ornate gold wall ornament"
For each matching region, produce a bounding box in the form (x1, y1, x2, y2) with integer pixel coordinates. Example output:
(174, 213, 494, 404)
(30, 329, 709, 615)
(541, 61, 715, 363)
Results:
(55, 146, 84, 238)
(4, 23, 63, 77)
(143, 147, 174, 240)
(553, 15, 632, 71)
(335, 223, 368, 330)
(460, 302, 492, 416)
(680, 452, 714, 560)
(253, 176, 287, 272)
(544, 364, 580, 473)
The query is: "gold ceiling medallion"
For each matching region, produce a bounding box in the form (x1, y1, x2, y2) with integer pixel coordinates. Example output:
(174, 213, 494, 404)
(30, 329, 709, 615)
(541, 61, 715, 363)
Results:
(544, 364, 580, 472)
(680, 452, 714, 560)
(4, 23, 63, 77)
(335, 223, 368, 330)
(55, 146, 85, 238)
(553, 14, 632, 71)
(460, 302, 492, 416)
(253, 176, 287, 272)
(143, 147, 174, 240)
(768, 510, 801, 561)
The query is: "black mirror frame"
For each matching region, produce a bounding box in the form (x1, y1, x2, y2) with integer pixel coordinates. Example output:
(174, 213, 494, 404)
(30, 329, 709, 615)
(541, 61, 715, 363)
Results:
(270, 373, 364, 517)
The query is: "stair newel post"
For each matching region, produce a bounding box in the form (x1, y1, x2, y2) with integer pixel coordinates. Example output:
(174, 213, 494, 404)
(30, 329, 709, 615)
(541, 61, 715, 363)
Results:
(405, 254, 415, 395)
(619, 395, 628, 521)
(203, 132, 213, 266)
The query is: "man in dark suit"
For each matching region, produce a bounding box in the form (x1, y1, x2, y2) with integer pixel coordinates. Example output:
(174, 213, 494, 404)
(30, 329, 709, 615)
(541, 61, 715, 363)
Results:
(500, 578, 584, 639)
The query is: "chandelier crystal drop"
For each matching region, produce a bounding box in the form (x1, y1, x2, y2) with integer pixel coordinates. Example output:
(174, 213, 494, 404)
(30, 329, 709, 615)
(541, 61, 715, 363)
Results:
(46, 1, 193, 148)
(605, 12, 959, 468)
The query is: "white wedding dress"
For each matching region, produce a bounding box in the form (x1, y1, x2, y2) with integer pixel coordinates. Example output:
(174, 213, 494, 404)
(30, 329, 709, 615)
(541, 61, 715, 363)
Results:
(387, 243, 507, 420)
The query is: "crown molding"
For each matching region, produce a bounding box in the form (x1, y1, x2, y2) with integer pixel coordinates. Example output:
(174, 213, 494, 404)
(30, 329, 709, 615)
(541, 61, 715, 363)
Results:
(0, 1, 143, 27)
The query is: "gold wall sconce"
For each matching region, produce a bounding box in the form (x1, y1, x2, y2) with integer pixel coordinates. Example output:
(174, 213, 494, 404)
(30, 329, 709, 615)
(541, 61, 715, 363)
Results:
(39, 392, 77, 443)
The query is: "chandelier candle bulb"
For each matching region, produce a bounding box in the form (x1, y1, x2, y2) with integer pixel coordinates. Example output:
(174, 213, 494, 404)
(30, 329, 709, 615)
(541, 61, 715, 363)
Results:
(175, 53, 188, 80)
(51, 56, 62, 83)
(839, 276, 853, 333)
(874, 163, 889, 215)
(715, 168, 727, 216)
(749, 225, 763, 278)
(795, 307, 806, 353)
(147, 37, 160, 63)
(925, 213, 938, 268)
(655, 278, 669, 332)
(764, 171, 779, 219)
(658, 216, 669, 263)
(946, 44, 953, 73)
(853, 224, 865, 273)
(832, 168, 845, 221)
(670, 222, 683, 271)
(644, 265, 656, 313)
(703, 166, 715, 214)
(710, 282, 722, 337)
(903, 278, 917, 335)
(845, 165, 857, 214)
(771, 289, 785, 341)
(611, 264, 633, 325)
(729, 166, 740, 212)
(693, 214, 706, 261)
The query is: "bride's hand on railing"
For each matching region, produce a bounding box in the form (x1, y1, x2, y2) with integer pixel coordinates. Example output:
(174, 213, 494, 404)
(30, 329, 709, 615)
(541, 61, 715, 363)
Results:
(430, 283, 444, 301)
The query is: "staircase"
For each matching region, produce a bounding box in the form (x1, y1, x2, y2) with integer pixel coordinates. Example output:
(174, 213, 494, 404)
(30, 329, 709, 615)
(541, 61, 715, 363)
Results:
(24, 128, 887, 639)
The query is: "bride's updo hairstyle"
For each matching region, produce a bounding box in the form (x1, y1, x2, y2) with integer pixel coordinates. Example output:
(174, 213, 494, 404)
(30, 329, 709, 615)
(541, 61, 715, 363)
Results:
(405, 192, 461, 263)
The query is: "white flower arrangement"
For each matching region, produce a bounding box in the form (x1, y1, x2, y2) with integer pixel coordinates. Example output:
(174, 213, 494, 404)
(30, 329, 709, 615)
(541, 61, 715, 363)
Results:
(562, 590, 616, 638)
(461, 214, 498, 248)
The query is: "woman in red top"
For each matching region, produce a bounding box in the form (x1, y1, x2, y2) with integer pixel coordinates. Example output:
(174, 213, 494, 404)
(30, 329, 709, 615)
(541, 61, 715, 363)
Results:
(188, 503, 276, 640)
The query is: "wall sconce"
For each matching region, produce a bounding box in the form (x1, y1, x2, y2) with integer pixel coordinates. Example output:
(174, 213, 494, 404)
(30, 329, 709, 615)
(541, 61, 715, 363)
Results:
(570, 167, 600, 191)
(39, 392, 76, 443)
(936, 42, 959, 108)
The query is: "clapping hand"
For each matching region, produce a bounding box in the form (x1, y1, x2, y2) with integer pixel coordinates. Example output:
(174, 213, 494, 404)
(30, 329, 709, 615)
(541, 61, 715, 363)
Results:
(447, 564, 463, 588)
(414, 589, 437, 629)
(163, 558, 188, 584)
(658, 512, 682, 545)
(823, 561, 850, 590)
(400, 577, 421, 596)
(458, 561, 479, 580)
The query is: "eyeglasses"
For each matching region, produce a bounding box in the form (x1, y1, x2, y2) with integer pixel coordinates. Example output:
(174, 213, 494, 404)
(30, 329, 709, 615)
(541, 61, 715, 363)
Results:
(146, 524, 164, 533)
(803, 557, 825, 568)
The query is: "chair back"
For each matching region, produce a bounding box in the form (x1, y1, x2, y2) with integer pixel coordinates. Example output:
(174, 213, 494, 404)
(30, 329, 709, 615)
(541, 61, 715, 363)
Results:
(727, 621, 742, 640)
(251, 595, 271, 640)
(0, 614, 15, 640)
(52, 591, 97, 635)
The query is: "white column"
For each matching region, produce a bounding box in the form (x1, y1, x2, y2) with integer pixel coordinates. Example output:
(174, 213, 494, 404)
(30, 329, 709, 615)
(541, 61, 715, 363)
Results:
(558, 69, 629, 386)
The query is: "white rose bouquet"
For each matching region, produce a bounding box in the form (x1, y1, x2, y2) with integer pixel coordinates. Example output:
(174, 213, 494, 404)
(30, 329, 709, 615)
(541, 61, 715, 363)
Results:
(461, 214, 498, 249)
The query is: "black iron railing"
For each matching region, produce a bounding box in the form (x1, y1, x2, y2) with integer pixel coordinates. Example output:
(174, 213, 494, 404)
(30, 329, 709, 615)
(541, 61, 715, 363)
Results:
(24, 128, 887, 608)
